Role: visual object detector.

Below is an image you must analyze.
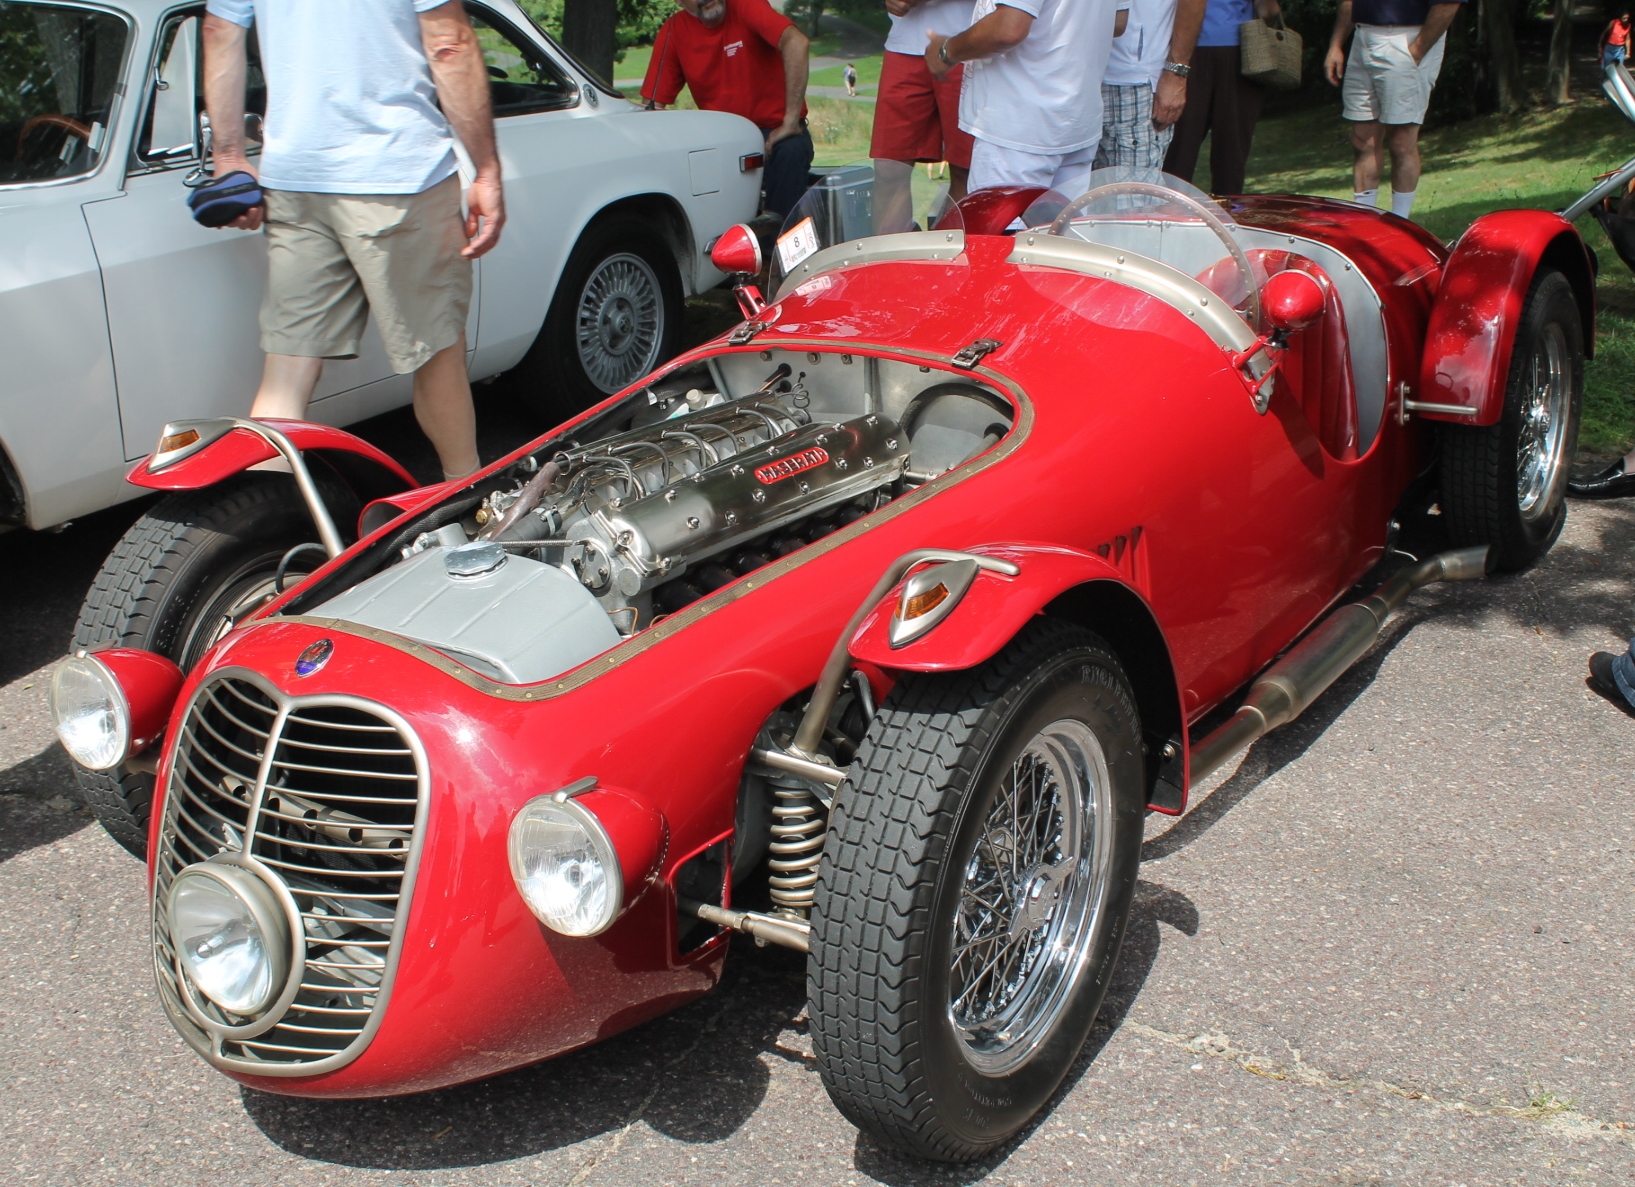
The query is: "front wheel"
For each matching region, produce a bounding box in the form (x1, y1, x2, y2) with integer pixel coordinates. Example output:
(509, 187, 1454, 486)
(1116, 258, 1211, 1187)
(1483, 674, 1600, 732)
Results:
(808, 620, 1146, 1161)
(1440, 268, 1583, 571)
(518, 214, 683, 423)
(69, 473, 336, 858)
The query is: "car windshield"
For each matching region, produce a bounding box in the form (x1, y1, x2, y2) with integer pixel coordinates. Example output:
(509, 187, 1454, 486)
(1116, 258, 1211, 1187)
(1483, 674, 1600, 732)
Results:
(770, 164, 1258, 329)
(0, 1, 129, 185)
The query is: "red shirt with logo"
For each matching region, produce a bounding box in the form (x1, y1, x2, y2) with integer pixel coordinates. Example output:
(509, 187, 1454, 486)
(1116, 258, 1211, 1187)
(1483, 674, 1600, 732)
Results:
(641, 0, 805, 131)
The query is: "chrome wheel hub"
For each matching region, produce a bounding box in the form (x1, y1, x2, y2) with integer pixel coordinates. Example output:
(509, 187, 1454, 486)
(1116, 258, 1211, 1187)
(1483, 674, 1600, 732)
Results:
(1516, 322, 1570, 521)
(576, 253, 664, 394)
(948, 719, 1113, 1074)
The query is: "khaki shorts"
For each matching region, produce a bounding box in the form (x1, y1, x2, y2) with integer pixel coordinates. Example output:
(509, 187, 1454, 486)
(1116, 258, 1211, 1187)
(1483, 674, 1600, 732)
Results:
(260, 174, 472, 374)
(1341, 25, 1446, 127)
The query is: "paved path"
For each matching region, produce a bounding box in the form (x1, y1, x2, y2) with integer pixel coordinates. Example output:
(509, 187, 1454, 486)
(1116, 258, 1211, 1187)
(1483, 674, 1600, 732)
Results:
(5, 433, 1635, 1183)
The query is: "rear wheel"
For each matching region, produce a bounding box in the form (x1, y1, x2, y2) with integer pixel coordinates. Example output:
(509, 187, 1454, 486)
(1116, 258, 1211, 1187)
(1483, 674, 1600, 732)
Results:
(518, 214, 683, 423)
(70, 473, 337, 857)
(1440, 268, 1583, 571)
(808, 621, 1146, 1161)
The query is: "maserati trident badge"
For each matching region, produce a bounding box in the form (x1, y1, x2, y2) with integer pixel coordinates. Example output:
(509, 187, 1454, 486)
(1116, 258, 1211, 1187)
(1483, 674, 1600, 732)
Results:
(295, 638, 333, 677)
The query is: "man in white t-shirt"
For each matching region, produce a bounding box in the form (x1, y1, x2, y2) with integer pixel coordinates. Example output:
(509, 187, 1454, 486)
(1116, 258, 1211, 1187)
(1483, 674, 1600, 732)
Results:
(926, 0, 1128, 194)
(1097, 0, 1206, 169)
(202, 0, 504, 482)
(872, 0, 977, 233)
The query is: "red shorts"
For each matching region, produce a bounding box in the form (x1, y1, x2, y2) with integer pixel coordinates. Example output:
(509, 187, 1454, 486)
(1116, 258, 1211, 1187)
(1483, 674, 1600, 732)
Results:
(868, 51, 974, 169)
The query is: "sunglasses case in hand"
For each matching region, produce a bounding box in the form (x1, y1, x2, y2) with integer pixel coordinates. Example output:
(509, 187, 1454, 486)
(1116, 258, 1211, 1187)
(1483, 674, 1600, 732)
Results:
(186, 170, 263, 227)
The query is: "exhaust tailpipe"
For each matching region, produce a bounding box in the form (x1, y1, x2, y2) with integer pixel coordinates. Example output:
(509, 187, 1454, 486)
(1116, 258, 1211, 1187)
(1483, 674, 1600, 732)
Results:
(1188, 546, 1490, 785)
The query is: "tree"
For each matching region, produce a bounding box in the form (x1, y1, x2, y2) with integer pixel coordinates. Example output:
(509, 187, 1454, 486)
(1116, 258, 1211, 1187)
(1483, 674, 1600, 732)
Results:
(1546, 0, 1572, 106)
(560, 0, 617, 85)
(1481, 0, 1526, 114)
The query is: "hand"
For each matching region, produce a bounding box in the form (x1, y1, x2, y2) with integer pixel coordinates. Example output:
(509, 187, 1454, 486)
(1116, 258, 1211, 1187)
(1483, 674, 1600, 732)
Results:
(925, 32, 953, 80)
(1254, 0, 1281, 18)
(885, 0, 918, 15)
(212, 154, 264, 231)
(1153, 70, 1186, 128)
(764, 117, 802, 154)
(1407, 37, 1428, 63)
(463, 170, 505, 259)
(1324, 43, 1347, 86)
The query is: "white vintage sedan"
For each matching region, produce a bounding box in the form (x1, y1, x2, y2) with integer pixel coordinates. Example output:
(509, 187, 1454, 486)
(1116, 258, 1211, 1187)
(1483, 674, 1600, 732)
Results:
(0, 0, 763, 531)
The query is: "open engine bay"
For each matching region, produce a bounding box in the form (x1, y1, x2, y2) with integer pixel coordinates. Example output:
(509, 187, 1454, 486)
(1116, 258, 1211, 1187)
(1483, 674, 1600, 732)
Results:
(306, 349, 1015, 686)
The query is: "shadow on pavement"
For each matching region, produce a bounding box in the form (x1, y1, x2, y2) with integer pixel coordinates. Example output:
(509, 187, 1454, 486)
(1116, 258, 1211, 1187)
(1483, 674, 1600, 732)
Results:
(241, 939, 805, 1169)
(0, 746, 94, 861)
(852, 880, 1199, 1186)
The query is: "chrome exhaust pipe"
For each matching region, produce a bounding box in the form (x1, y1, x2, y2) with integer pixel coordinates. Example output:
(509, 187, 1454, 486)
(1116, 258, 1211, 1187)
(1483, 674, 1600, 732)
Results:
(680, 898, 812, 953)
(1188, 546, 1490, 786)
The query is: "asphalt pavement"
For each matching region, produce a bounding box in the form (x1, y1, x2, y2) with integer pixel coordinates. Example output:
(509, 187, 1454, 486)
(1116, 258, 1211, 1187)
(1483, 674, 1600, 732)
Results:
(4, 421, 1635, 1184)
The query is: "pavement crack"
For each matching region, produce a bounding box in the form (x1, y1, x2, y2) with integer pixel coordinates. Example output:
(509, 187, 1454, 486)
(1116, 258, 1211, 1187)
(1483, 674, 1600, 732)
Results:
(564, 993, 735, 1187)
(1124, 1021, 1635, 1145)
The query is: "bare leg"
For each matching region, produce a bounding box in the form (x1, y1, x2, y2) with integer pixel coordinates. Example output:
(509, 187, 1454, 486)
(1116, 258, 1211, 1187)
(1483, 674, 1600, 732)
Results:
(1351, 120, 1384, 194)
(873, 158, 916, 234)
(1384, 123, 1422, 193)
(949, 164, 968, 202)
(413, 335, 480, 480)
(249, 353, 325, 420)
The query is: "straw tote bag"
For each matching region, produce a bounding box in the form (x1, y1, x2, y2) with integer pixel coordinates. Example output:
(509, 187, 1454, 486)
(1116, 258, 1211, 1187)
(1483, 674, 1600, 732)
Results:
(1239, 15, 1303, 90)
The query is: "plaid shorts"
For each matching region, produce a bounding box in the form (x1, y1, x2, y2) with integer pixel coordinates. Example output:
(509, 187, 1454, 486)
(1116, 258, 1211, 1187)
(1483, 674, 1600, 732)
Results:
(1095, 82, 1175, 170)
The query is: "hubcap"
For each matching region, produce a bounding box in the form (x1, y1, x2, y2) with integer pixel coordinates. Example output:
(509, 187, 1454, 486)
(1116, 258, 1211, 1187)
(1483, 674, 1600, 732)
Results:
(947, 719, 1113, 1075)
(576, 253, 664, 394)
(1516, 322, 1571, 522)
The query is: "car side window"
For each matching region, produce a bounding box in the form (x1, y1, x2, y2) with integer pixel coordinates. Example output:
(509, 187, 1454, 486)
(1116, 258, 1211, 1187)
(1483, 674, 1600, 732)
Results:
(136, 8, 265, 168)
(0, 1, 131, 186)
(465, 4, 577, 116)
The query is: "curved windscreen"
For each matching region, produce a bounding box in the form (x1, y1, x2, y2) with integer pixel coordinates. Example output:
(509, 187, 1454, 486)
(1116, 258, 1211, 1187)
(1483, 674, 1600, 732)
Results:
(1045, 168, 1259, 329)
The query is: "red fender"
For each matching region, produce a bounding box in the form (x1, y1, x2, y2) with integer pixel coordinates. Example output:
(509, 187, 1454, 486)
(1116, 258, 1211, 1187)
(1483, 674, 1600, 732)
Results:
(1418, 211, 1595, 425)
(128, 418, 417, 494)
(849, 543, 1132, 671)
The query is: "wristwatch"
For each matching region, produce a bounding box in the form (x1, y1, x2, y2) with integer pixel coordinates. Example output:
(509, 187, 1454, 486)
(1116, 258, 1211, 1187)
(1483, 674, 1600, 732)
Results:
(1162, 60, 1192, 77)
(938, 40, 953, 66)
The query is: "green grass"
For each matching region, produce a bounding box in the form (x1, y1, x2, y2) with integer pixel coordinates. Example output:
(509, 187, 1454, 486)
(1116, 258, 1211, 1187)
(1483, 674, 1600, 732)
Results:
(1239, 100, 1635, 455)
(810, 53, 883, 89)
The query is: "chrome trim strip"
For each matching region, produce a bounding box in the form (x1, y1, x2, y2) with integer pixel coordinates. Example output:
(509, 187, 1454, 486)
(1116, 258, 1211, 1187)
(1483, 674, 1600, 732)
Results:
(773, 230, 967, 301)
(152, 668, 431, 1078)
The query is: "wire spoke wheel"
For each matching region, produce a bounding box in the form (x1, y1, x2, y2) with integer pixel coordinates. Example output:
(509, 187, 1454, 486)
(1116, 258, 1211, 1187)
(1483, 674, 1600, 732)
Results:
(948, 720, 1111, 1074)
(1515, 321, 1570, 522)
(575, 252, 664, 394)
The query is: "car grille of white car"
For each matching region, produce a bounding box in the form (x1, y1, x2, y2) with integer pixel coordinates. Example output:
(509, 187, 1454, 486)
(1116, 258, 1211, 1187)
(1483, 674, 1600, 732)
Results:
(151, 673, 427, 1076)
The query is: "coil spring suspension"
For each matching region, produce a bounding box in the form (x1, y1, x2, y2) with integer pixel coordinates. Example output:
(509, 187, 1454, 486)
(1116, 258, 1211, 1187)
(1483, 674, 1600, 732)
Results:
(766, 772, 827, 916)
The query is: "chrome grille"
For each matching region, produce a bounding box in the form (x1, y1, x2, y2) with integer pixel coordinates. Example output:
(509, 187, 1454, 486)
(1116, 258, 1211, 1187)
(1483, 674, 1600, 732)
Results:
(152, 672, 428, 1076)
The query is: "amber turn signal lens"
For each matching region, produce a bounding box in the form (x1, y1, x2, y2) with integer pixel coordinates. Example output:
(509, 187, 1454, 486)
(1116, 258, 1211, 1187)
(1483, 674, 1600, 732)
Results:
(158, 428, 201, 453)
(901, 582, 950, 620)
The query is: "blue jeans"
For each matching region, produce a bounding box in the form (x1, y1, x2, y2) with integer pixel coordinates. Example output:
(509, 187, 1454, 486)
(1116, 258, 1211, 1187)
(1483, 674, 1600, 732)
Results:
(1605, 44, 1627, 68)
(761, 125, 814, 218)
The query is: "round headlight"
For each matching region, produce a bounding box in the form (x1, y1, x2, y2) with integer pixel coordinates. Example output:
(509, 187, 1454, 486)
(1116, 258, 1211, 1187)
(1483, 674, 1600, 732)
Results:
(168, 863, 291, 1016)
(508, 796, 622, 937)
(50, 654, 130, 771)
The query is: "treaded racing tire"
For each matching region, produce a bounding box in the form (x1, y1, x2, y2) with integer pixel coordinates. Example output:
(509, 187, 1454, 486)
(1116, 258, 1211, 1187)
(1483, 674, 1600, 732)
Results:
(807, 620, 1146, 1161)
(518, 214, 683, 423)
(1440, 268, 1583, 572)
(69, 473, 332, 858)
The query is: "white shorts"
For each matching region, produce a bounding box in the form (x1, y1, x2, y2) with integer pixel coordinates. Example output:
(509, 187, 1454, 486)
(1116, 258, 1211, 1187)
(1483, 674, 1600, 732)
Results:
(1341, 25, 1446, 127)
(968, 139, 1098, 197)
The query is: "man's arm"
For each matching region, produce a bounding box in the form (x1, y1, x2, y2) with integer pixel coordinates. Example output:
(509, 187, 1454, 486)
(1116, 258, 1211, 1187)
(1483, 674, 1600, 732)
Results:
(1325, 0, 1354, 87)
(925, 4, 1036, 80)
(202, 12, 262, 229)
(419, 0, 504, 259)
(1409, 2, 1461, 62)
(1153, 0, 1206, 129)
(766, 24, 810, 152)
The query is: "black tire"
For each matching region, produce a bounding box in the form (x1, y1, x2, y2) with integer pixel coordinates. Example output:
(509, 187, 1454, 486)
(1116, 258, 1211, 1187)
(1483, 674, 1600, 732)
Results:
(808, 620, 1146, 1161)
(1440, 268, 1583, 572)
(70, 473, 333, 858)
(518, 214, 683, 422)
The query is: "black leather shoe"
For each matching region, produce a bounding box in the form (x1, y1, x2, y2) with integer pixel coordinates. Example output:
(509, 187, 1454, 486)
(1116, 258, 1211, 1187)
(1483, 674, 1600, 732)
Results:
(1568, 459, 1635, 498)
(1588, 651, 1635, 716)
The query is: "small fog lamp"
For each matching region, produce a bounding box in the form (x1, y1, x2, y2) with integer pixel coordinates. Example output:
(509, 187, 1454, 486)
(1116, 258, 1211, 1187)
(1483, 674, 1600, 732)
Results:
(509, 794, 622, 937)
(168, 862, 291, 1017)
(50, 654, 129, 770)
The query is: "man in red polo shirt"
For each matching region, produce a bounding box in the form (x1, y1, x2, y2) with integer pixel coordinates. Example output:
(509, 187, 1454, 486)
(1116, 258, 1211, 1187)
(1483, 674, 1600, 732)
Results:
(642, 0, 812, 216)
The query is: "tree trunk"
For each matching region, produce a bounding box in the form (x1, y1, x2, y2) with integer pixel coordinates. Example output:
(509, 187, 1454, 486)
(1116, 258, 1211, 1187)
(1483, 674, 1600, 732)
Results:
(1482, 0, 1526, 114)
(562, 0, 618, 87)
(808, 0, 826, 40)
(1546, 0, 1572, 104)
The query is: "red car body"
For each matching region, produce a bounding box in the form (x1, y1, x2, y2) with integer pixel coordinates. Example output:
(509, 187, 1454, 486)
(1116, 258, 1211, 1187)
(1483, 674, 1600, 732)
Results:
(130, 193, 1590, 1100)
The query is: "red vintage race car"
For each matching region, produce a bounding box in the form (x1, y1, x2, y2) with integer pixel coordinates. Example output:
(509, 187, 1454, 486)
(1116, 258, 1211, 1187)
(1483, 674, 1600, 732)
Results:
(52, 172, 1590, 1161)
